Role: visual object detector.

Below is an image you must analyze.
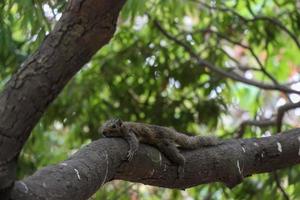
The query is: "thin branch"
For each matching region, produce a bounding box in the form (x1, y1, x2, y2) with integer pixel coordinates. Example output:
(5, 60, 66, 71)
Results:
(152, 19, 300, 95)
(195, 0, 300, 49)
(277, 101, 300, 132)
(273, 171, 290, 200)
(236, 101, 300, 138)
(247, 16, 300, 49)
(196, 28, 280, 85)
(236, 119, 276, 138)
(217, 47, 261, 72)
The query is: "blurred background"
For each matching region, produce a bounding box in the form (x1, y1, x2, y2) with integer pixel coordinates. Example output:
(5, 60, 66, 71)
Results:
(1, 0, 300, 199)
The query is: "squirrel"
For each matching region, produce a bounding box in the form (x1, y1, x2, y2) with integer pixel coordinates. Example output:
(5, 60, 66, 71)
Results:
(100, 118, 221, 178)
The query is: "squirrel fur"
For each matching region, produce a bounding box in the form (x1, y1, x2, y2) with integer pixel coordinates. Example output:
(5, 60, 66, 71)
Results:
(100, 118, 221, 178)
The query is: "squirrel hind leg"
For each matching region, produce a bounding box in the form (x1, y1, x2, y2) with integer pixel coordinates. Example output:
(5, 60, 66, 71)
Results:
(157, 141, 185, 178)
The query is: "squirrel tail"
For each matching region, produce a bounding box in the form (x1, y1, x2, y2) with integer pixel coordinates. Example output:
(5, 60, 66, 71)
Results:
(175, 133, 220, 149)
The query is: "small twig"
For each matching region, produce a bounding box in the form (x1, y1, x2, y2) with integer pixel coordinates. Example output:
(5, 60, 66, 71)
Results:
(217, 47, 260, 72)
(247, 16, 300, 49)
(236, 119, 276, 138)
(273, 171, 290, 200)
(277, 101, 300, 132)
(236, 101, 300, 137)
(284, 79, 300, 87)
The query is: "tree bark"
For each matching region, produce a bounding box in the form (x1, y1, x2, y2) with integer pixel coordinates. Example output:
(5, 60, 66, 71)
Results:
(10, 128, 300, 200)
(0, 0, 126, 196)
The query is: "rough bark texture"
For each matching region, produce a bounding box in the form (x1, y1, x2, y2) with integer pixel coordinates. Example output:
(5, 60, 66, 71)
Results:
(10, 128, 300, 200)
(0, 0, 126, 195)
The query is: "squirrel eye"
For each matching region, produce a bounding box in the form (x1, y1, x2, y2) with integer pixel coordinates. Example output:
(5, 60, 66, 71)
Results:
(111, 124, 116, 128)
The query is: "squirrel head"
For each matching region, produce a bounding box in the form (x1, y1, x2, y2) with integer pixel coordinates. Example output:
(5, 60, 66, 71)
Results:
(100, 118, 124, 137)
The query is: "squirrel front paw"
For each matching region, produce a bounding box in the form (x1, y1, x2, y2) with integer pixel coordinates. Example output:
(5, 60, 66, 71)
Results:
(126, 150, 135, 161)
(177, 165, 185, 179)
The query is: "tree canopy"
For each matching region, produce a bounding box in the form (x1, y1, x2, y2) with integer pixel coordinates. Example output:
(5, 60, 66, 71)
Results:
(1, 0, 300, 199)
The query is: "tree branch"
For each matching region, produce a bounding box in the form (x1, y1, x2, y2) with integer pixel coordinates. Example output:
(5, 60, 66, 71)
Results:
(273, 171, 290, 200)
(236, 101, 300, 138)
(195, 0, 300, 49)
(198, 29, 280, 86)
(276, 101, 300, 132)
(152, 19, 300, 95)
(11, 128, 300, 200)
(236, 119, 277, 138)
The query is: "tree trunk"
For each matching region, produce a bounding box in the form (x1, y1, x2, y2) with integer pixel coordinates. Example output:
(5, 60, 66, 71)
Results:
(0, 0, 126, 198)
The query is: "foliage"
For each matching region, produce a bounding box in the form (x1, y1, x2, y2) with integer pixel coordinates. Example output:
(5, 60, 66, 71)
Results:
(1, 0, 300, 199)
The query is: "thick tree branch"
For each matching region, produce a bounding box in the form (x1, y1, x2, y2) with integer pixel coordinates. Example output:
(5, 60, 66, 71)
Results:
(10, 128, 300, 200)
(0, 0, 126, 195)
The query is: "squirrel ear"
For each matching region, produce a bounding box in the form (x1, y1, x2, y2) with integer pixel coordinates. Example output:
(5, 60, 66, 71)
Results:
(116, 118, 123, 126)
